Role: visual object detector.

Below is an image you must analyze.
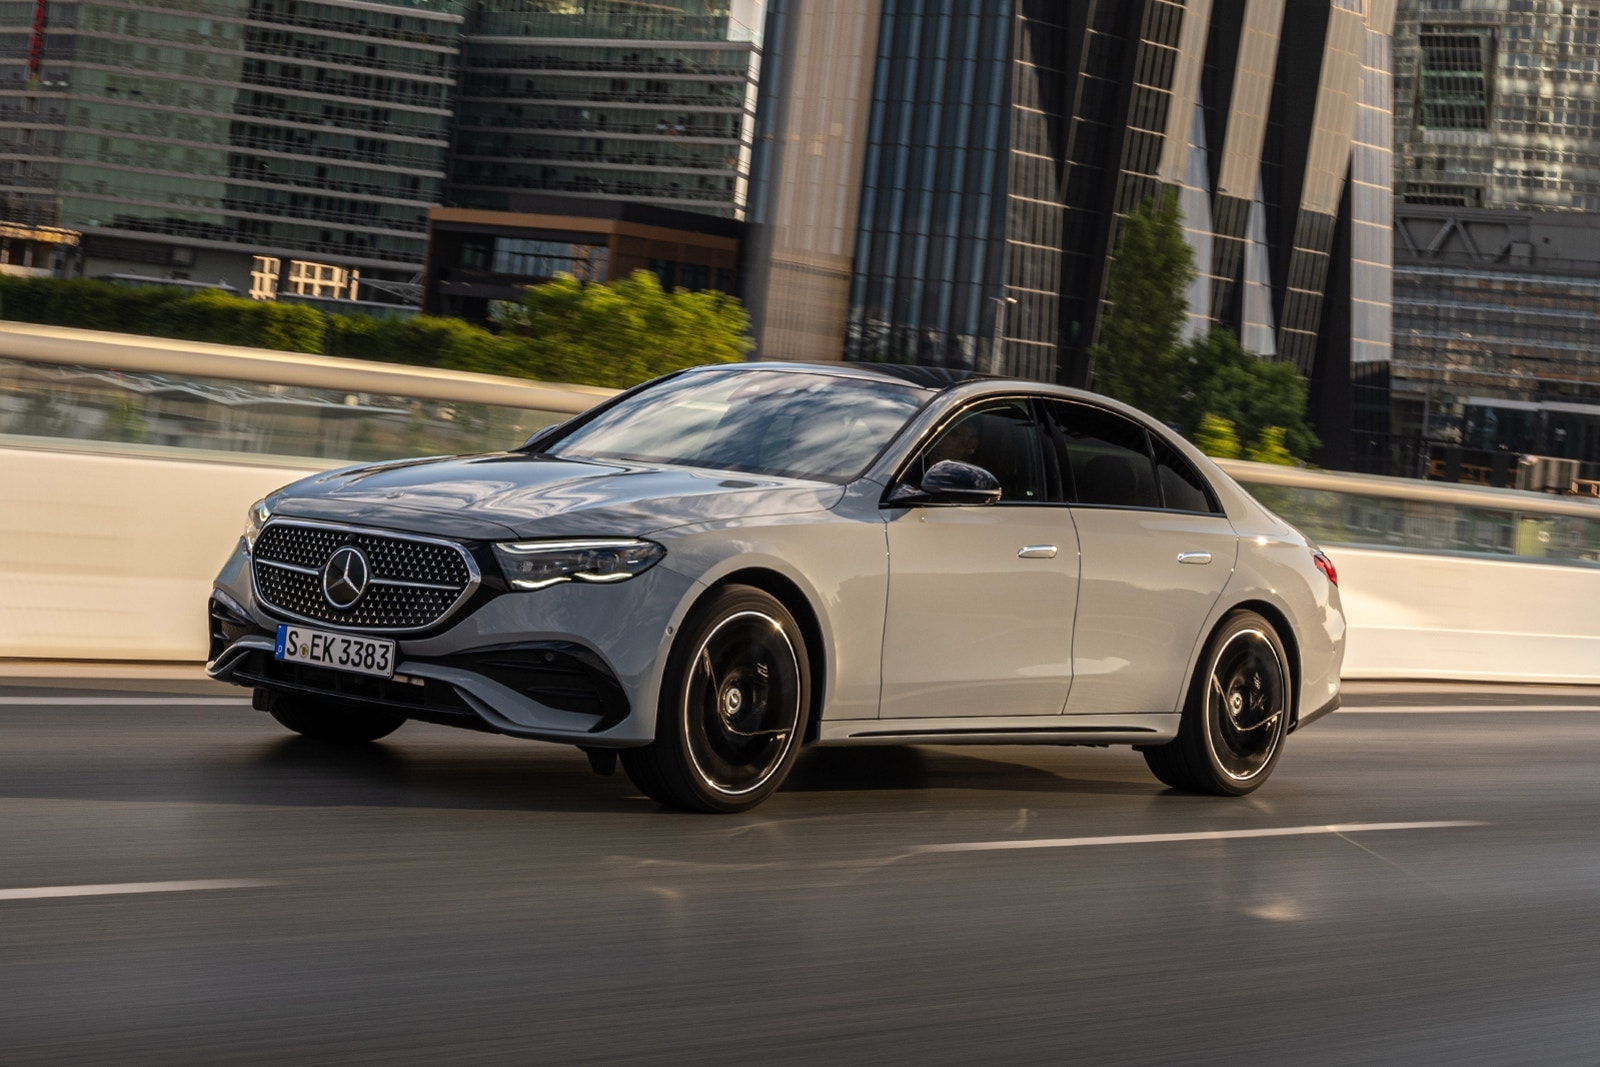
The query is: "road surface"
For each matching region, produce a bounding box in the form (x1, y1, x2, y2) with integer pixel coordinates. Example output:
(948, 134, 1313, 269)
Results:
(1, 673, 1597, 1065)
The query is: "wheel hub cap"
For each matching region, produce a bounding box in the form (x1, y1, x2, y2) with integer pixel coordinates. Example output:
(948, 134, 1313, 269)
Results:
(684, 610, 803, 797)
(1208, 629, 1286, 782)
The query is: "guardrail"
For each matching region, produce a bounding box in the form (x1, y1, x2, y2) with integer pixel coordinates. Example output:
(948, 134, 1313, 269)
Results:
(2, 322, 1598, 682)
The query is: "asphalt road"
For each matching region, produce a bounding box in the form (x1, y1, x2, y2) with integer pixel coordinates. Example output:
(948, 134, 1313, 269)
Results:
(1, 675, 1598, 1066)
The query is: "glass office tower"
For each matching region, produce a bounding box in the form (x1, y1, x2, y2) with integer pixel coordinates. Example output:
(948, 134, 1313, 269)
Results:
(449, 0, 764, 218)
(0, 0, 462, 292)
(751, 0, 1395, 470)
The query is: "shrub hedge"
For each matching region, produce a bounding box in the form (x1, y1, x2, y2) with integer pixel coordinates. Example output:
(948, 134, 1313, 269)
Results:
(0, 275, 744, 390)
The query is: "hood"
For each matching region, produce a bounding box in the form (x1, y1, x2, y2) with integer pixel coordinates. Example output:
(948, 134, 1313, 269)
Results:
(270, 452, 844, 539)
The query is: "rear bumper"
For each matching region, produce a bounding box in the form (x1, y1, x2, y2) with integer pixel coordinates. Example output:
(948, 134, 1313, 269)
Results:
(1292, 693, 1340, 732)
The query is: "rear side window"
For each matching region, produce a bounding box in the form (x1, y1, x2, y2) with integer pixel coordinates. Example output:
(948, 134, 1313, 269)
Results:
(1043, 401, 1217, 513)
(1150, 435, 1218, 513)
(1044, 401, 1161, 509)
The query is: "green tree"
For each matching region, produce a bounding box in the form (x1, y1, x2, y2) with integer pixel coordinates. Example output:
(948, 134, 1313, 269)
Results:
(491, 270, 753, 388)
(1177, 329, 1319, 462)
(1246, 425, 1297, 466)
(1194, 413, 1242, 459)
(1090, 195, 1195, 420)
(1089, 196, 1320, 465)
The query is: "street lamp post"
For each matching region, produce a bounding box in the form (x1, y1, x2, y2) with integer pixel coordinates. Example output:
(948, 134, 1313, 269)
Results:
(990, 294, 1017, 374)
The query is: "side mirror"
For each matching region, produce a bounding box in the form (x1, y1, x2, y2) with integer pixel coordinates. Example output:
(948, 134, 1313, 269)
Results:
(889, 459, 1003, 506)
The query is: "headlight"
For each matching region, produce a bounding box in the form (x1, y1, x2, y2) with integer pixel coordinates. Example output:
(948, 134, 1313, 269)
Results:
(243, 499, 272, 551)
(493, 538, 665, 591)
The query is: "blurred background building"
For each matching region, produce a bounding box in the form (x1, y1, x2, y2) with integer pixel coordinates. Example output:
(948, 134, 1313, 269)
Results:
(1392, 0, 1600, 484)
(40, 2, 1600, 480)
(0, 0, 463, 305)
(424, 194, 740, 320)
(745, 0, 1397, 472)
(448, 0, 763, 217)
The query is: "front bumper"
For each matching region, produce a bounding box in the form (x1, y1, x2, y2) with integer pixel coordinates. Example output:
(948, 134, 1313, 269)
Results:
(207, 539, 698, 746)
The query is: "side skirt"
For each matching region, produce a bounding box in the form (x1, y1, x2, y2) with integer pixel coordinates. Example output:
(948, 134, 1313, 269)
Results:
(814, 713, 1181, 747)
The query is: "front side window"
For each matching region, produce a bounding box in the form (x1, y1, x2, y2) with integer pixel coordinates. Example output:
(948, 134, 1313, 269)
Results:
(543, 369, 929, 484)
(908, 399, 1044, 503)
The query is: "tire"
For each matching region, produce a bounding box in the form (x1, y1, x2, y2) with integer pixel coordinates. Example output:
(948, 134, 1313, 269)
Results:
(621, 585, 812, 813)
(1143, 610, 1290, 796)
(263, 691, 406, 743)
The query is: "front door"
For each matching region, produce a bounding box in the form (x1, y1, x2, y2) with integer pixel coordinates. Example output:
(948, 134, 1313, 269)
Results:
(879, 399, 1080, 719)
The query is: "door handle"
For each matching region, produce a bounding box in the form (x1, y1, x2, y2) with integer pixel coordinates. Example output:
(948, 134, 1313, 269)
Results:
(1018, 545, 1058, 559)
(1177, 551, 1212, 565)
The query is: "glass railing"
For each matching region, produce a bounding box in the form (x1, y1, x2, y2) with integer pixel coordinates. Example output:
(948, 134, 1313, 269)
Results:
(1220, 460, 1600, 568)
(0, 330, 610, 467)
(7, 325, 1595, 568)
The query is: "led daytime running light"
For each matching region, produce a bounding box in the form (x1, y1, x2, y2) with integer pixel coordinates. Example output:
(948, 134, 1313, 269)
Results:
(494, 538, 665, 591)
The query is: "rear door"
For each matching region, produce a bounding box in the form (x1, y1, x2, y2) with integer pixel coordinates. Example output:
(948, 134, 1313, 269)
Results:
(1041, 400, 1238, 716)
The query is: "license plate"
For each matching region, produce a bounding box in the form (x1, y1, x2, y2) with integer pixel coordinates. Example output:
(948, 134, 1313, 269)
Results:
(274, 624, 396, 679)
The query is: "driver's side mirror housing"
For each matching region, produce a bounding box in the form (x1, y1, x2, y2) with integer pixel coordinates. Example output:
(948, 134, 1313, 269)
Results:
(888, 459, 1003, 506)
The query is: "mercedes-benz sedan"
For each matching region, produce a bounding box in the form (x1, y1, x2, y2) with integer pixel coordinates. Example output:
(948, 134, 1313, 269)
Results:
(207, 363, 1344, 812)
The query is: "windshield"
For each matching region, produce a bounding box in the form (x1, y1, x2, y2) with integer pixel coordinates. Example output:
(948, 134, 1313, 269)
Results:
(543, 369, 929, 483)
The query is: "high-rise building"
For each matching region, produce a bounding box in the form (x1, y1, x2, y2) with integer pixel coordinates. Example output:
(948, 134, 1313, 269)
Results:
(448, 0, 765, 218)
(0, 0, 463, 298)
(1391, 1, 1600, 483)
(1395, 1, 1600, 211)
(746, 0, 1396, 471)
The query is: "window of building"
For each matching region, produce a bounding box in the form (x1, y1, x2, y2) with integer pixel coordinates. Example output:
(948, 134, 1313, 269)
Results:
(1418, 28, 1493, 130)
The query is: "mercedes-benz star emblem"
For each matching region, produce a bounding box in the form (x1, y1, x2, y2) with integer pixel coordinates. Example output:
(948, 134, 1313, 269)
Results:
(322, 545, 372, 610)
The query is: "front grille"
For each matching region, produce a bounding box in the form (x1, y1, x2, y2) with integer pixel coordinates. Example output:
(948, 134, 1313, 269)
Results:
(252, 521, 479, 632)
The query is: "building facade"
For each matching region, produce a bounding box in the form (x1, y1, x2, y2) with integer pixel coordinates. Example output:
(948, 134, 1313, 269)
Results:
(448, 0, 764, 218)
(424, 194, 740, 321)
(1392, 203, 1600, 481)
(1395, 0, 1600, 211)
(1390, 1, 1600, 484)
(747, 0, 1396, 471)
(0, 0, 463, 299)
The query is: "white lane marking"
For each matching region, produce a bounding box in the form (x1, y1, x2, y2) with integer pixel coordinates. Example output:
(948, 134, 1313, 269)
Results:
(0, 697, 252, 706)
(1338, 705, 1600, 714)
(0, 879, 275, 902)
(916, 821, 1484, 854)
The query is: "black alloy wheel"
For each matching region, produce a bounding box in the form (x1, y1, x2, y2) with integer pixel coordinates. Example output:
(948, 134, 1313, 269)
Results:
(1142, 610, 1290, 796)
(262, 691, 407, 743)
(621, 585, 811, 813)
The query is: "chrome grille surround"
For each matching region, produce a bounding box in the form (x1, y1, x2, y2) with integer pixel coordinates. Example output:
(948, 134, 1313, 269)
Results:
(251, 519, 482, 634)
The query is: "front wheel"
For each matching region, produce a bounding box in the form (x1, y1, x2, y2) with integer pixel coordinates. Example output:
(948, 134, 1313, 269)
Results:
(262, 691, 406, 743)
(621, 585, 811, 813)
(1143, 611, 1290, 796)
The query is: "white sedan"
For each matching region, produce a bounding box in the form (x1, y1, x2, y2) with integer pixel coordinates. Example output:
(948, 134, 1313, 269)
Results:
(207, 362, 1345, 812)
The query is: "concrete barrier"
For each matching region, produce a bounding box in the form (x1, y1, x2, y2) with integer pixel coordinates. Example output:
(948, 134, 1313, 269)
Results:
(1, 442, 326, 660)
(1333, 547, 1600, 683)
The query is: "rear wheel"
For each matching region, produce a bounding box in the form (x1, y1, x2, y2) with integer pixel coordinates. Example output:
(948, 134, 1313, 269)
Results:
(1143, 611, 1290, 796)
(621, 585, 811, 813)
(262, 691, 406, 743)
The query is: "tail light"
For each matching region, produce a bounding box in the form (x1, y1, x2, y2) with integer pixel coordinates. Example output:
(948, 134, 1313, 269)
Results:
(1312, 548, 1337, 586)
